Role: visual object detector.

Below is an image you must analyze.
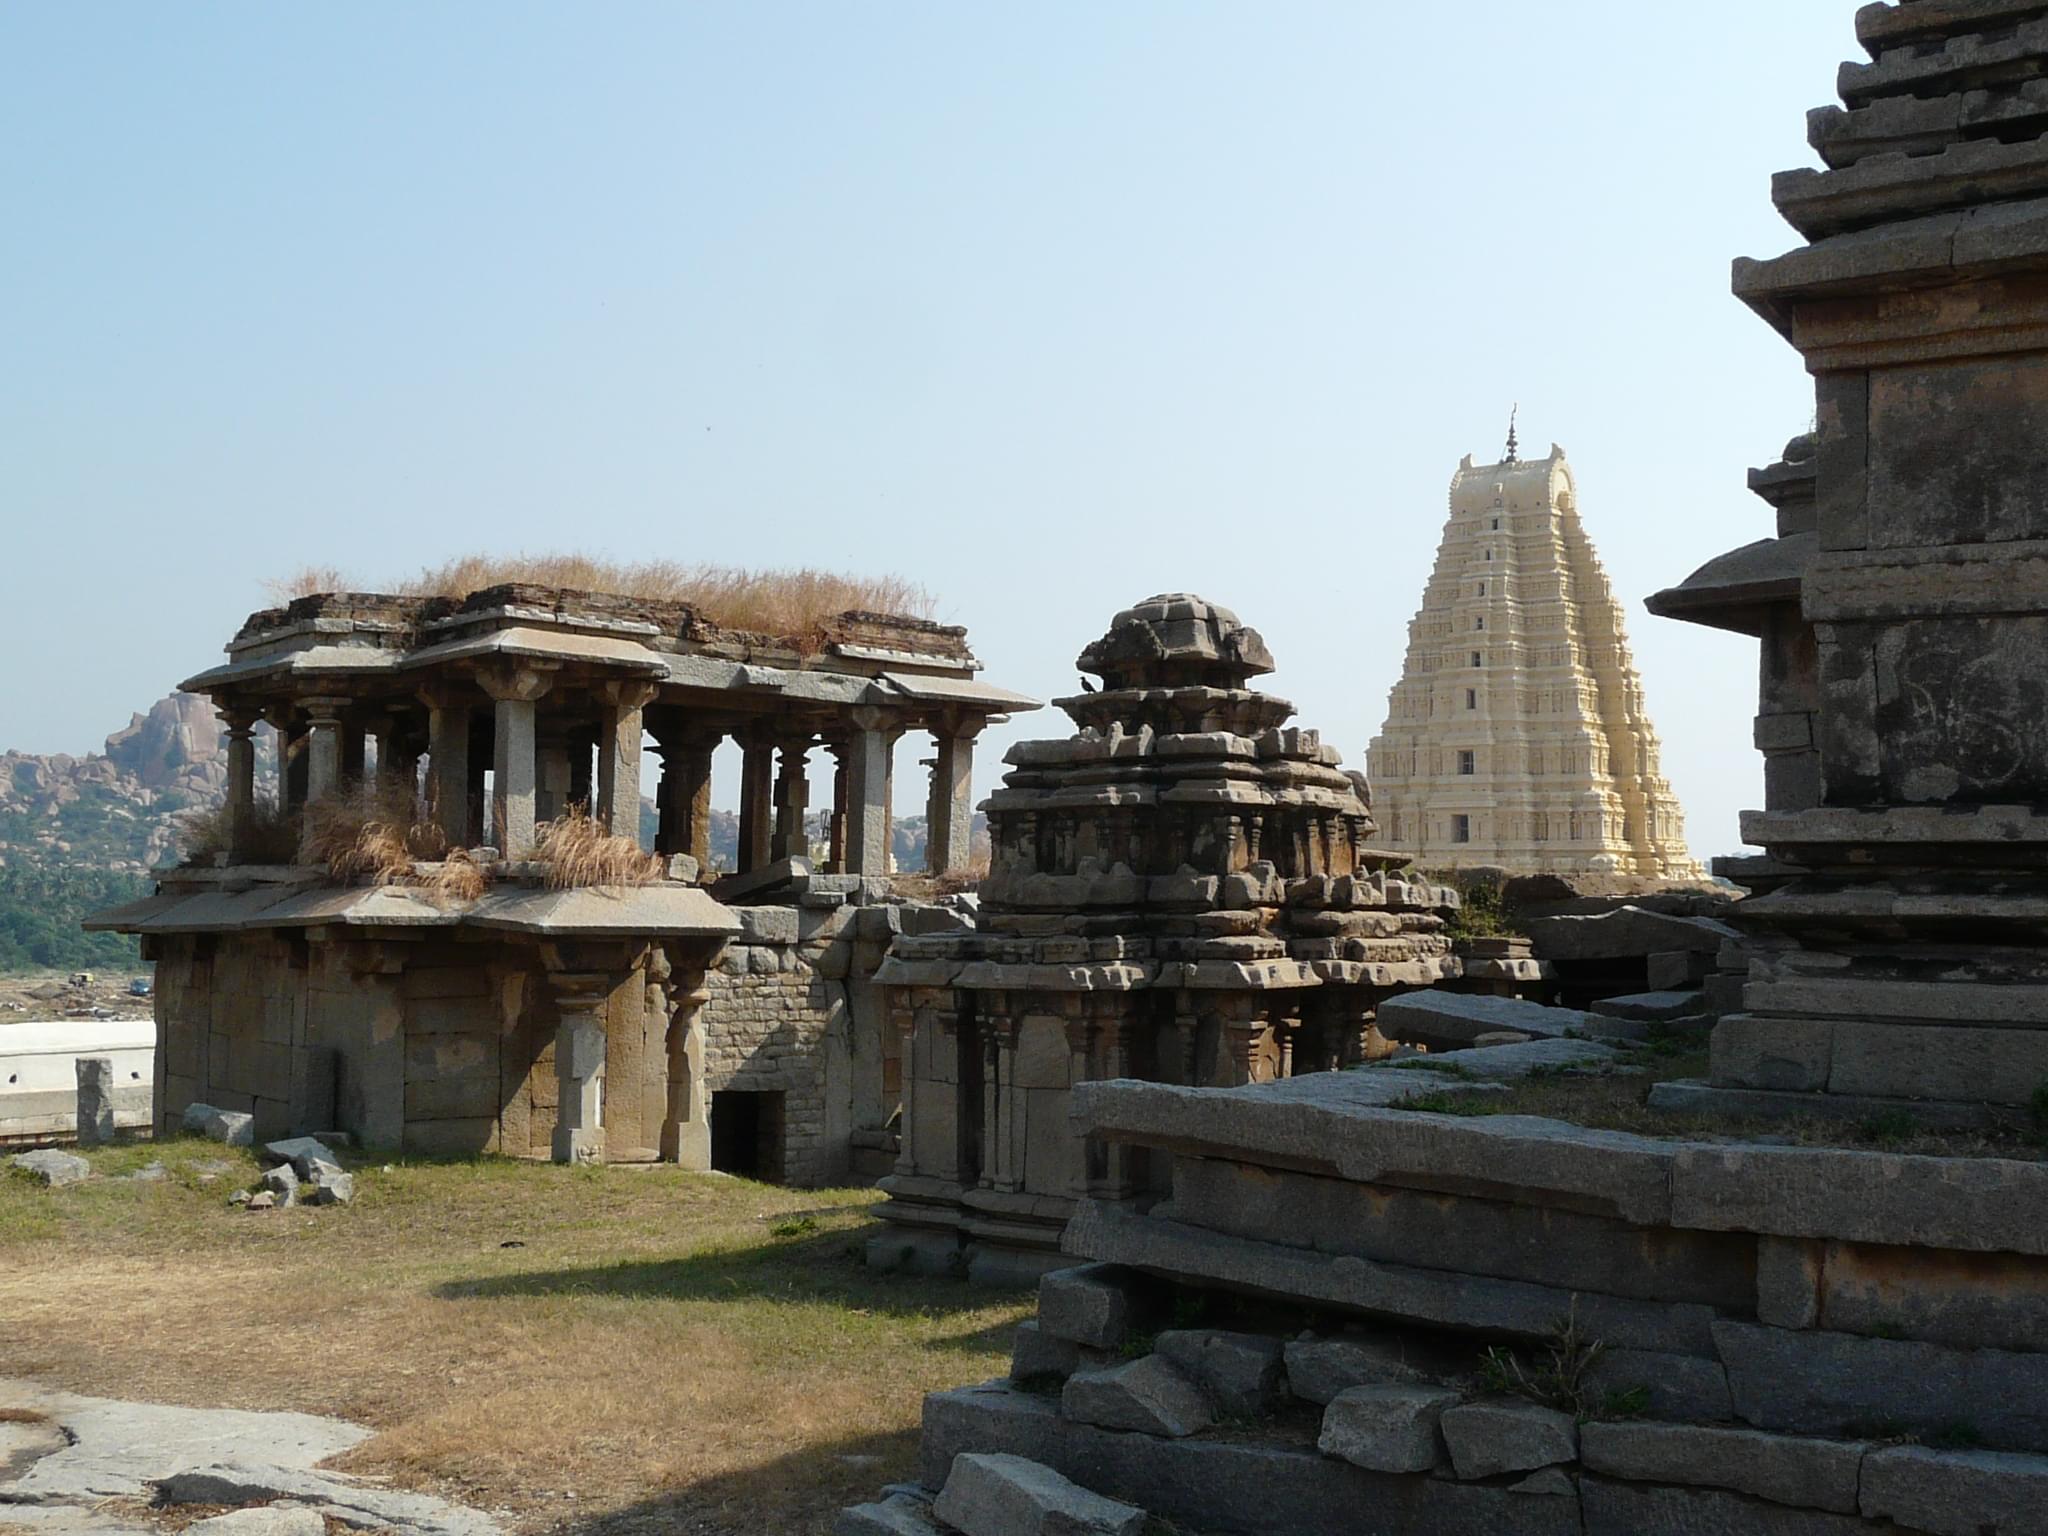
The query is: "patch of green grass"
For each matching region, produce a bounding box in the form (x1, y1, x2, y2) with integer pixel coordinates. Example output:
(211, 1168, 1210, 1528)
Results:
(1396, 1092, 1501, 1117)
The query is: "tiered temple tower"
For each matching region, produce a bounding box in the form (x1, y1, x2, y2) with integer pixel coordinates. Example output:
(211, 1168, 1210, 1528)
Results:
(1367, 437, 1702, 879)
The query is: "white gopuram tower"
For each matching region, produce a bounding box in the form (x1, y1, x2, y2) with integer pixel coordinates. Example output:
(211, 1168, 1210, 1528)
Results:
(1367, 425, 1703, 879)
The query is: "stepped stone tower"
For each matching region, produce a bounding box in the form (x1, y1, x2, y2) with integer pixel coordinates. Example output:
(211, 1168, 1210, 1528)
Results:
(1367, 436, 1703, 878)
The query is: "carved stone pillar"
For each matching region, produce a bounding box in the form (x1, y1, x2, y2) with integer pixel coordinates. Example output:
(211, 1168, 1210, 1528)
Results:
(772, 735, 813, 862)
(659, 961, 712, 1168)
(736, 728, 776, 873)
(421, 688, 473, 849)
(927, 717, 981, 874)
(825, 739, 849, 872)
(301, 696, 350, 807)
(548, 972, 609, 1164)
(222, 710, 259, 863)
(845, 706, 900, 878)
(598, 681, 660, 845)
(478, 663, 555, 858)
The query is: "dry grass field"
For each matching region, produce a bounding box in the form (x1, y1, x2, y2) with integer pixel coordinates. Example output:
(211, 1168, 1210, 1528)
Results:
(0, 1140, 1029, 1535)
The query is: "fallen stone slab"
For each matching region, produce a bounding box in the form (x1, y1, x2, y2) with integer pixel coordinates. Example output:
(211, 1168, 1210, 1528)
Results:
(1009, 1322, 1083, 1384)
(709, 856, 810, 904)
(1317, 1385, 1458, 1474)
(1038, 1264, 1137, 1350)
(1439, 1401, 1576, 1480)
(1062, 1356, 1212, 1439)
(834, 1491, 946, 1536)
(1281, 1334, 1462, 1404)
(1579, 1421, 1865, 1514)
(180, 1103, 254, 1147)
(0, 1379, 369, 1505)
(259, 1138, 341, 1179)
(156, 1463, 503, 1536)
(1858, 1445, 2048, 1536)
(1408, 1037, 1634, 1080)
(1650, 1078, 1995, 1133)
(1526, 907, 1741, 961)
(1589, 990, 1706, 1024)
(8, 1151, 90, 1188)
(1375, 992, 1606, 1051)
(184, 1508, 328, 1536)
(1152, 1329, 1283, 1419)
(932, 1452, 1145, 1536)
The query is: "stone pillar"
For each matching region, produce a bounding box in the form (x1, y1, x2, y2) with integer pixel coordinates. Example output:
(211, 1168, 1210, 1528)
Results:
(825, 739, 849, 872)
(737, 731, 776, 873)
(280, 724, 309, 812)
(660, 967, 712, 1168)
(844, 707, 898, 878)
(340, 728, 367, 787)
(479, 664, 555, 858)
(927, 718, 980, 874)
(598, 681, 659, 845)
(548, 973, 609, 1164)
(222, 711, 259, 863)
(75, 1056, 115, 1146)
(302, 696, 350, 805)
(423, 690, 473, 849)
(772, 736, 812, 862)
(536, 733, 573, 825)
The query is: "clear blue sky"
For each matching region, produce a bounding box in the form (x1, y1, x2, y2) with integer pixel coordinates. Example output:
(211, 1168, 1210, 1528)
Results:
(1, 3, 1854, 859)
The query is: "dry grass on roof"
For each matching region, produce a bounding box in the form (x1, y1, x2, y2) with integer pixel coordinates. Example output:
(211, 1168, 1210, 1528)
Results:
(266, 556, 936, 634)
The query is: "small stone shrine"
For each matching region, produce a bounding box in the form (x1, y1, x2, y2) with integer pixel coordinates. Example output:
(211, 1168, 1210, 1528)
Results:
(869, 595, 1459, 1283)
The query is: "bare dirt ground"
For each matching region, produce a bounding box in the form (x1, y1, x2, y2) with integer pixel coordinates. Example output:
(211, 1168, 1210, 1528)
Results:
(0, 1139, 1029, 1536)
(0, 970, 152, 1025)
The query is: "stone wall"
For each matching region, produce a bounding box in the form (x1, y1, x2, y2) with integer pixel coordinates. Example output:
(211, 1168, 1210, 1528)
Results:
(854, 1066, 2048, 1534)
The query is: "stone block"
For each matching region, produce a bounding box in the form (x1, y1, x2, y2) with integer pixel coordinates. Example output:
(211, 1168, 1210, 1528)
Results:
(1859, 1446, 2048, 1536)
(1713, 1320, 2048, 1451)
(1526, 907, 1740, 961)
(1440, 1401, 1576, 1480)
(1376, 992, 1602, 1051)
(1579, 1422, 1865, 1514)
(1013, 1017, 1071, 1090)
(1756, 1238, 1823, 1330)
(1282, 1335, 1459, 1403)
(1011, 1321, 1083, 1384)
(1830, 1020, 2048, 1107)
(1581, 1478, 1873, 1535)
(1709, 1015, 1833, 1092)
(1584, 1347, 1732, 1423)
(1820, 1239, 2048, 1352)
(1039, 1264, 1136, 1350)
(184, 1510, 327, 1536)
(1671, 1143, 2048, 1257)
(1153, 1329, 1284, 1419)
(8, 1149, 90, 1187)
(1648, 950, 1710, 990)
(734, 906, 800, 945)
(74, 1056, 115, 1146)
(1589, 991, 1704, 1023)
(932, 1452, 1145, 1536)
(1316, 1385, 1458, 1474)
(1061, 1356, 1212, 1438)
(259, 1163, 299, 1206)
(181, 1102, 255, 1146)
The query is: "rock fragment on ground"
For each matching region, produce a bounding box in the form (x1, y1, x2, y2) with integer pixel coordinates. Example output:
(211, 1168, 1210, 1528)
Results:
(8, 1150, 91, 1188)
(1061, 1356, 1212, 1438)
(932, 1452, 1146, 1536)
(1316, 1384, 1458, 1473)
(181, 1104, 254, 1147)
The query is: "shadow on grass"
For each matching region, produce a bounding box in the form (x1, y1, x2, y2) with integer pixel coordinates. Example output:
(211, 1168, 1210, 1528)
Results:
(559, 1425, 924, 1536)
(431, 1226, 1028, 1350)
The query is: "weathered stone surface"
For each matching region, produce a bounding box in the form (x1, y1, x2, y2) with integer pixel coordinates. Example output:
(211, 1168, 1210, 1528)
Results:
(1061, 1356, 1212, 1439)
(1581, 1478, 1873, 1536)
(74, 1057, 115, 1147)
(1755, 1238, 1822, 1331)
(1439, 1401, 1576, 1480)
(305, 1170, 355, 1205)
(1707, 1016, 1832, 1093)
(1584, 1348, 1732, 1423)
(932, 1452, 1145, 1536)
(261, 1138, 340, 1179)
(1282, 1335, 1459, 1404)
(1671, 1144, 2048, 1257)
(1316, 1385, 1458, 1474)
(1713, 1320, 2048, 1451)
(1818, 1239, 2048, 1352)
(1038, 1265, 1135, 1351)
(1152, 1329, 1284, 1419)
(834, 1492, 945, 1536)
(258, 1164, 298, 1207)
(156, 1463, 502, 1536)
(1526, 907, 1736, 961)
(733, 906, 801, 945)
(1588, 990, 1704, 1024)
(8, 1150, 90, 1187)
(1579, 1422, 1865, 1514)
(181, 1103, 255, 1147)
(183, 1509, 326, 1536)
(1010, 1321, 1083, 1384)
(1858, 1445, 2048, 1536)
